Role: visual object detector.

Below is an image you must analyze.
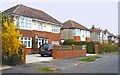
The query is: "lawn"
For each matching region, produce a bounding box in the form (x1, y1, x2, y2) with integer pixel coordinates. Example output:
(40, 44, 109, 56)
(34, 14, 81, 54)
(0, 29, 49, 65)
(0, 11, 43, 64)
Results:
(34, 66, 59, 73)
(80, 56, 101, 62)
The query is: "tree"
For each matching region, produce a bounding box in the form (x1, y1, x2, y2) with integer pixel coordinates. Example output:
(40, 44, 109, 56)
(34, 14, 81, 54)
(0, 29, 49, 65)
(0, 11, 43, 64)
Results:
(2, 15, 22, 58)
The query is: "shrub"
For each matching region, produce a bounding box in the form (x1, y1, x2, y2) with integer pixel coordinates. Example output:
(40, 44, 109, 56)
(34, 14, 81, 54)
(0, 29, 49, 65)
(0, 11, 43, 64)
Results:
(63, 40, 95, 53)
(7, 54, 23, 66)
(63, 39, 74, 45)
(2, 54, 23, 66)
(98, 43, 118, 54)
(2, 47, 24, 66)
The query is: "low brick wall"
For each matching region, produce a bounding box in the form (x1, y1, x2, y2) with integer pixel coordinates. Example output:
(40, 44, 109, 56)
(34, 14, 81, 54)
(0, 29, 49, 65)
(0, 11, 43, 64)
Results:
(95, 45, 98, 54)
(53, 45, 86, 59)
(25, 48, 32, 54)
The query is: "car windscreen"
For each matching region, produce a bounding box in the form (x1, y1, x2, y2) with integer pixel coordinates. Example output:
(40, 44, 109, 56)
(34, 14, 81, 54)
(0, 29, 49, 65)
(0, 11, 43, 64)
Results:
(43, 44, 53, 49)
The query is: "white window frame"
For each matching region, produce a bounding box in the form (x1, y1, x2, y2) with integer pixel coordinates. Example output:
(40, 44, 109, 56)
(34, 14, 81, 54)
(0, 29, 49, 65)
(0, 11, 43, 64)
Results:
(37, 38, 48, 48)
(52, 41, 59, 45)
(19, 37, 32, 48)
(52, 25, 60, 33)
(38, 21, 43, 31)
(15, 16, 32, 30)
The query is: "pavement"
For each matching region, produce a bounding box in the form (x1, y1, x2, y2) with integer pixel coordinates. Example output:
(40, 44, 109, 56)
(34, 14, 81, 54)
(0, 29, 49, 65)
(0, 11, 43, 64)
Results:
(0, 65, 11, 71)
(1, 53, 119, 73)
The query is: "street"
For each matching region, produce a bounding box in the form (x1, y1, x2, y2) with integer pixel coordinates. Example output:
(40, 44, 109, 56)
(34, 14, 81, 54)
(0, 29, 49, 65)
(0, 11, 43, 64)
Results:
(2, 53, 118, 73)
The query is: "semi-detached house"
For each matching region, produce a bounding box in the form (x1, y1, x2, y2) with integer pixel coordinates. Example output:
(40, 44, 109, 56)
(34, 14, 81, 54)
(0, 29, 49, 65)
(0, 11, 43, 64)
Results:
(90, 25, 117, 44)
(4, 4, 62, 54)
(61, 20, 91, 42)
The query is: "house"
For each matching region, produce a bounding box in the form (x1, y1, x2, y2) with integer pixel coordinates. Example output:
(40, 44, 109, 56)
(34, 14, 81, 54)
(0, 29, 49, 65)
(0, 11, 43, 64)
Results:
(103, 29, 117, 44)
(61, 20, 90, 42)
(90, 25, 117, 44)
(3, 4, 62, 54)
(90, 25, 103, 43)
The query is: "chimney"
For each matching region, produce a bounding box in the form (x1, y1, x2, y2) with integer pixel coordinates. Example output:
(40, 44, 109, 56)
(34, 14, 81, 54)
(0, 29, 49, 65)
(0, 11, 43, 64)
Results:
(92, 25, 95, 29)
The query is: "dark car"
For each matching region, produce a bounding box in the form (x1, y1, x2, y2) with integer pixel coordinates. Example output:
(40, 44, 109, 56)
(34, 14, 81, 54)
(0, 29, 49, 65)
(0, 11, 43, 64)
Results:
(39, 44, 53, 57)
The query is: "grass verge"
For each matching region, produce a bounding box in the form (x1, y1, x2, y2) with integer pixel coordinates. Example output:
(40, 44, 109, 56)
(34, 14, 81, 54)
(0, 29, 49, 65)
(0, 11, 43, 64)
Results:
(80, 56, 101, 62)
(34, 66, 59, 73)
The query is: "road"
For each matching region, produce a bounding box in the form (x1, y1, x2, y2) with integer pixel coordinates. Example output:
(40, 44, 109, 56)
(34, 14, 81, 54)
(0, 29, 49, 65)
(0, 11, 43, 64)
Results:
(2, 53, 118, 73)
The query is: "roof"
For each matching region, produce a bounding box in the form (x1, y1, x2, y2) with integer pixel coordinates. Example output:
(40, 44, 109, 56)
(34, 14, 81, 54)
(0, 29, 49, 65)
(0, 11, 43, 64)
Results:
(3, 4, 62, 26)
(90, 25, 102, 34)
(90, 25, 115, 37)
(61, 20, 89, 30)
(103, 29, 114, 37)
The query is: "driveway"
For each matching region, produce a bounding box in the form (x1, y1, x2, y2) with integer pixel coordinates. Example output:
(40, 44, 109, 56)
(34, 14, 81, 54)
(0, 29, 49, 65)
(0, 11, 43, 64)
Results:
(26, 54, 53, 63)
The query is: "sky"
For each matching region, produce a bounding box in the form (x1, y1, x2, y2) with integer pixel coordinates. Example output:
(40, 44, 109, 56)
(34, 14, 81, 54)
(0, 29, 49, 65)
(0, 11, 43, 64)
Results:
(0, 0, 119, 35)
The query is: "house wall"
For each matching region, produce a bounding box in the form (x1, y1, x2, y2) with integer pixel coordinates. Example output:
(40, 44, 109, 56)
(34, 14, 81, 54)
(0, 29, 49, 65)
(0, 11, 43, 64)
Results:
(13, 15, 61, 54)
(103, 33, 108, 43)
(61, 29, 74, 40)
(61, 29, 90, 42)
(90, 33, 98, 42)
(90, 31, 104, 44)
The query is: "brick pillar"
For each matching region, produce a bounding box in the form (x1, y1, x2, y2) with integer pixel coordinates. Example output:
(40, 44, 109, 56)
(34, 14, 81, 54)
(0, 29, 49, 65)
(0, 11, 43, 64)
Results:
(22, 45, 26, 64)
(72, 44, 75, 50)
(53, 45, 58, 59)
(95, 45, 98, 54)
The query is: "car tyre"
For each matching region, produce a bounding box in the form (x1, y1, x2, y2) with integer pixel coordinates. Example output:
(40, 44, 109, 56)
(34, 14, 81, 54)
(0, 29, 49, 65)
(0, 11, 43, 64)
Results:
(41, 54, 44, 57)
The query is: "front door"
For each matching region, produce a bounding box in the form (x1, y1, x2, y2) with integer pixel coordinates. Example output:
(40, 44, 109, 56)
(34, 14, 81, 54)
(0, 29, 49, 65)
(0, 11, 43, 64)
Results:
(38, 38, 48, 48)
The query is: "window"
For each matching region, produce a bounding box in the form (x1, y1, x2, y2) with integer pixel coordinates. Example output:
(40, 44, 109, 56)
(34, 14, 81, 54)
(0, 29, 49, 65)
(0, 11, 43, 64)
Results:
(38, 22, 43, 31)
(73, 29, 80, 36)
(19, 37, 32, 48)
(86, 31, 90, 36)
(15, 16, 20, 27)
(52, 26, 60, 33)
(52, 41, 59, 45)
(15, 16, 32, 29)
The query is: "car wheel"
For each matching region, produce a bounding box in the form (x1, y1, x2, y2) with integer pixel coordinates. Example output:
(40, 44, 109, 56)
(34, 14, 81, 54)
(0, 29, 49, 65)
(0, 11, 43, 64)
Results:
(41, 54, 44, 57)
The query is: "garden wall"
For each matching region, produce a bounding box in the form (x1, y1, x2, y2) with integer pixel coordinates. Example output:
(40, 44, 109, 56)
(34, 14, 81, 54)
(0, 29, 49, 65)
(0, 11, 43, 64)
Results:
(53, 45, 86, 59)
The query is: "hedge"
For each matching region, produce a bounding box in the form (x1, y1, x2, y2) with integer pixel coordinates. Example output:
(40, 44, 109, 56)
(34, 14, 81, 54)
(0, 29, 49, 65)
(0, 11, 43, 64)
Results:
(63, 39, 95, 53)
(98, 43, 118, 54)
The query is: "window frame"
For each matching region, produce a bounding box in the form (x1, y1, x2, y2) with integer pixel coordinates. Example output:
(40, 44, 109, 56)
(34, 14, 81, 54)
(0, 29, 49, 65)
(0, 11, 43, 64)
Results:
(19, 37, 32, 48)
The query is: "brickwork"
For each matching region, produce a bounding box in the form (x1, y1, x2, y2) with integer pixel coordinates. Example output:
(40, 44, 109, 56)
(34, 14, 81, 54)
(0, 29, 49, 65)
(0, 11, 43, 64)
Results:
(73, 36, 81, 42)
(53, 45, 86, 59)
(95, 45, 98, 54)
(86, 37, 91, 42)
(19, 29, 60, 54)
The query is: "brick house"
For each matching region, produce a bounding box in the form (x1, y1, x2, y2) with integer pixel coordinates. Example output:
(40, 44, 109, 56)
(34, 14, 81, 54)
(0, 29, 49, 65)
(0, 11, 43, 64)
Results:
(61, 20, 90, 42)
(3, 4, 62, 54)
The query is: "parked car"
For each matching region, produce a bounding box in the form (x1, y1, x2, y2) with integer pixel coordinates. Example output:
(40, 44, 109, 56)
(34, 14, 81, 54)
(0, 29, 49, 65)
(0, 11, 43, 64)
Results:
(39, 44, 53, 57)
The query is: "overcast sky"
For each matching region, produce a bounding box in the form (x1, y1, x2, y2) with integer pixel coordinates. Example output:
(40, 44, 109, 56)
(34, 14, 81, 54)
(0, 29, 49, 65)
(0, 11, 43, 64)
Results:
(0, 0, 118, 35)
